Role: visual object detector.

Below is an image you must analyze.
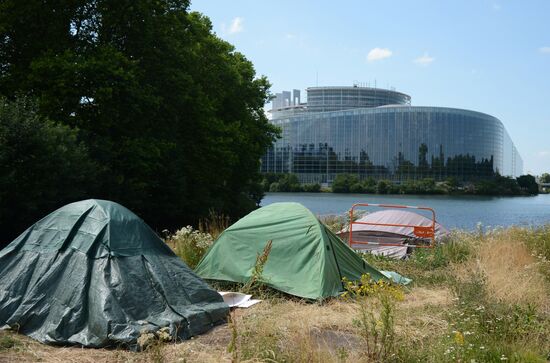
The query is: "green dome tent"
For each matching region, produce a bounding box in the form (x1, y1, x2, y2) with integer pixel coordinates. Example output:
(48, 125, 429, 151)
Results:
(195, 202, 388, 299)
(0, 199, 228, 348)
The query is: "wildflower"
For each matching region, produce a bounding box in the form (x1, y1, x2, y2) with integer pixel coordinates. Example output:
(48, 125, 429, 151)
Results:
(454, 331, 465, 345)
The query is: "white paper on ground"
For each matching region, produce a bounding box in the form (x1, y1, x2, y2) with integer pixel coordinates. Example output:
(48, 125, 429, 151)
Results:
(218, 291, 262, 308)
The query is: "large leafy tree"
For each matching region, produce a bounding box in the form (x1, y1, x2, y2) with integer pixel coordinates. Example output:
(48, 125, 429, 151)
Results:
(0, 0, 278, 240)
(0, 97, 97, 243)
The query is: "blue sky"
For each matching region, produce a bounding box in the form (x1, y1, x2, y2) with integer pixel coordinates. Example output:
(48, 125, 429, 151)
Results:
(191, 0, 550, 175)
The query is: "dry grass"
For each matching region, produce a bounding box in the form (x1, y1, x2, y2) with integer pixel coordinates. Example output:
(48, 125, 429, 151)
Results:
(0, 292, 454, 363)
(454, 232, 550, 313)
(2, 226, 550, 362)
(0, 332, 142, 363)
(399, 287, 452, 309)
(199, 210, 231, 240)
(392, 287, 452, 354)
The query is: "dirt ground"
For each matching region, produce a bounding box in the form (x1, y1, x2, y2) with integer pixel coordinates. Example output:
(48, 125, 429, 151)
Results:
(0, 287, 453, 363)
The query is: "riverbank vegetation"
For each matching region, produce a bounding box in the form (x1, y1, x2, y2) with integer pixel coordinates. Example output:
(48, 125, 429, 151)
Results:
(262, 173, 322, 193)
(262, 172, 540, 196)
(2, 222, 549, 362)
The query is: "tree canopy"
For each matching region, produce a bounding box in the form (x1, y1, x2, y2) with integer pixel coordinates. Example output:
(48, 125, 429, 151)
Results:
(0, 0, 279, 244)
(0, 97, 97, 238)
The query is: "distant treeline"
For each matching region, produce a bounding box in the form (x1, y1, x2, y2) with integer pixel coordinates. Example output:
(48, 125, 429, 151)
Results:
(262, 173, 322, 193)
(261, 173, 540, 196)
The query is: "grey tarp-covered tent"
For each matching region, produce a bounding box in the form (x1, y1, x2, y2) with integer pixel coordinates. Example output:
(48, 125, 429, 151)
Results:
(0, 199, 228, 348)
(338, 209, 449, 259)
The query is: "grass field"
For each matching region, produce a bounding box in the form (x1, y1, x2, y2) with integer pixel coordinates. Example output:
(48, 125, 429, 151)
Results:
(1, 225, 549, 362)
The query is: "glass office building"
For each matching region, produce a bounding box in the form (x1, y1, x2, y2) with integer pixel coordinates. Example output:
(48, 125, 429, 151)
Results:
(261, 86, 523, 184)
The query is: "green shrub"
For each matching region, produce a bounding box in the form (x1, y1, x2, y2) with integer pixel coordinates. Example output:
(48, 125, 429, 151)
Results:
(332, 174, 360, 193)
(269, 182, 280, 192)
(376, 179, 392, 194)
(0, 334, 19, 351)
(168, 226, 213, 268)
(349, 183, 364, 193)
(302, 183, 321, 192)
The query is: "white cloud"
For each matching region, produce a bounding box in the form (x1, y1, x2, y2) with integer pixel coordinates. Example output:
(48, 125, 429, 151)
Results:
(367, 48, 393, 61)
(285, 33, 296, 39)
(229, 17, 244, 34)
(537, 150, 550, 157)
(414, 53, 435, 66)
(539, 46, 550, 54)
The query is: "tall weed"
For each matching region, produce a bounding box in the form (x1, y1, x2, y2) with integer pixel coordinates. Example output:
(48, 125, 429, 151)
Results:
(343, 274, 403, 362)
(350, 292, 399, 362)
(199, 210, 230, 240)
(242, 240, 272, 295)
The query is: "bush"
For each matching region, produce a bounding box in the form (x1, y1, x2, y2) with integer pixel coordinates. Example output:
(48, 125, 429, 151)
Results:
(269, 182, 280, 192)
(266, 174, 302, 192)
(302, 183, 321, 192)
(516, 174, 539, 195)
(376, 179, 392, 194)
(168, 226, 214, 269)
(349, 183, 364, 193)
(474, 174, 522, 195)
(332, 174, 359, 193)
(362, 177, 377, 193)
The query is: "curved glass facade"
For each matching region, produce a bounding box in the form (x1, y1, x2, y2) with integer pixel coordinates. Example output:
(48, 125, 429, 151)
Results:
(262, 87, 523, 184)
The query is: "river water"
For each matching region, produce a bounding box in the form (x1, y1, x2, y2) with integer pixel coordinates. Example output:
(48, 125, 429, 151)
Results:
(261, 193, 550, 230)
